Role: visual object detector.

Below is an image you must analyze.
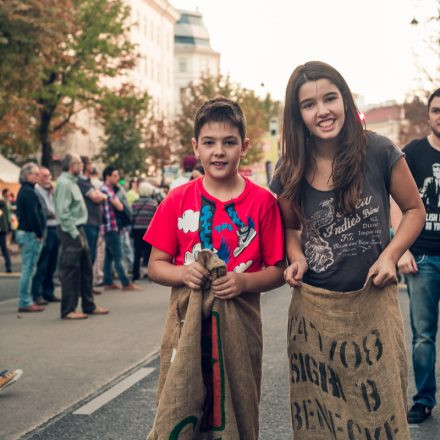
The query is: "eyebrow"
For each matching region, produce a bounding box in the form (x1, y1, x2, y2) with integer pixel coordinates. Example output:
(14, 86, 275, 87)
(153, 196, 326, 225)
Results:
(299, 91, 338, 106)
(201, 135, 238, 140)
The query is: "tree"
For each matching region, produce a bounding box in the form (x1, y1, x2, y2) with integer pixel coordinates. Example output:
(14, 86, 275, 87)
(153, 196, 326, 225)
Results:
(400, 0, 440, 144)
(0, 0, 63, 158)
(399, 95, 430, 146)
(144, 117, 177, 178)
(175, 73, 280, 166)
(35, 0, 137, 168)
(96, 85, 149, 176)
(0, 0, 138, 166)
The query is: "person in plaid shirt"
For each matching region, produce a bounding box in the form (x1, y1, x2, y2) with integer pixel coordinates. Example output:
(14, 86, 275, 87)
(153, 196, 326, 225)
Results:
(100, 166, 139, 291)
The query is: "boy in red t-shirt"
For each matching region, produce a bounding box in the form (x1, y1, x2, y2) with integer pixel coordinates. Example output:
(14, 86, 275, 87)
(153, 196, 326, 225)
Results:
(144, 97, 284, 434)
(145, 97, 284, 293)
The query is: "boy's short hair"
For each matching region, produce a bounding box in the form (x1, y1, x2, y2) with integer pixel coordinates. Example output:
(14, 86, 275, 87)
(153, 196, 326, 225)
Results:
(428, 88, 440, 110)
(194, 96, 246, 141)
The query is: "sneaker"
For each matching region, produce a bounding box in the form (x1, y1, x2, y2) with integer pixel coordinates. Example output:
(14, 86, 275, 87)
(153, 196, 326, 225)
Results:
(0, 369, 23, 392)
(233, 225, 257, 257)
(407, 403, 432, 424)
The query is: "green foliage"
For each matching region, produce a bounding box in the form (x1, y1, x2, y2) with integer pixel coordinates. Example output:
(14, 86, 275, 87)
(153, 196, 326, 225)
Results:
(144, 117, 177, 175)
(96, 85, 150, 176)
(175, 73, 280, 165)
(0, 0, 61, 156)
(0, 0, 139, 166)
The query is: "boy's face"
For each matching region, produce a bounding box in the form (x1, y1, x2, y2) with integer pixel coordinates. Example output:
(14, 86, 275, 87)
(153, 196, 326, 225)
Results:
(192, 122, 249, 183)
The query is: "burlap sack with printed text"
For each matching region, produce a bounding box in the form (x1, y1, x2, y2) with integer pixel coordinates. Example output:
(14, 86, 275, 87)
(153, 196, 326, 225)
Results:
(287, 281, 409, 439)
(147, 250, 262, 440)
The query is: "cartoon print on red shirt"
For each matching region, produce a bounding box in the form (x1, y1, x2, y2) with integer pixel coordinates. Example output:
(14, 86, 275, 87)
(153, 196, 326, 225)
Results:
(144, 177, 284, 274)
(182, 195, 257, 268)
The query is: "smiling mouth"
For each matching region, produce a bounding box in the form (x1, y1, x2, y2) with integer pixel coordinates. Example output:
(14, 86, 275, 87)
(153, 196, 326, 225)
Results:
(317, 119, 335, 129)
(211, 161, 227, 166)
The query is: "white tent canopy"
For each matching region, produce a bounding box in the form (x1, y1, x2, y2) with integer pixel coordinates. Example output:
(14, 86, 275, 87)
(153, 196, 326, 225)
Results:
(0, 154, 20, 183)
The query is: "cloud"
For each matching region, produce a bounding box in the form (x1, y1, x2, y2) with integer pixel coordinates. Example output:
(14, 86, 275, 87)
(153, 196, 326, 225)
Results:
(178, 210, 200, 233)
(184, 243, 202, 265)
(233, 260, 252, 273)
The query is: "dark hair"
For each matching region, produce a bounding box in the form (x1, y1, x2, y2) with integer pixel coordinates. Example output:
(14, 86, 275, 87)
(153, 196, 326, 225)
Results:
(80, 155, 90, 169)
(193, 96, 246, 141)
(102, 166, 117, 181)
(428, 88, 440, 110)
(2, 188, 10, 197)
(277, 61, 366, 217)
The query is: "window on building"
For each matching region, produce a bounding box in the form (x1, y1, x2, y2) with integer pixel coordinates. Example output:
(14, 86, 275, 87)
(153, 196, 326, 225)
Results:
(178, 15, 203, 26)
(175, 36, 209, 46)
(178, 58, 187, 73)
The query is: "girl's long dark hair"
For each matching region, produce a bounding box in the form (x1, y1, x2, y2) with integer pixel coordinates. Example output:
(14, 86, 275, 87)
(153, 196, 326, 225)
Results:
(277, 61, 366, 220)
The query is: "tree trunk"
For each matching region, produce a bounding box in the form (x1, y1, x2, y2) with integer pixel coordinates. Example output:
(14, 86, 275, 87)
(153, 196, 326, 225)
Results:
(39, 107, 53, 168)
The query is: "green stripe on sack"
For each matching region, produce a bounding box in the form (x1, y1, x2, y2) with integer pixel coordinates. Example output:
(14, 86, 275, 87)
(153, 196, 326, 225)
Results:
(169, 416, 198, 439)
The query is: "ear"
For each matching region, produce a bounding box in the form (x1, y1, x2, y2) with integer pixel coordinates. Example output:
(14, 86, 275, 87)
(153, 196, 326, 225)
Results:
(240, 138, 250, 158)
(191, 137, 199, 158)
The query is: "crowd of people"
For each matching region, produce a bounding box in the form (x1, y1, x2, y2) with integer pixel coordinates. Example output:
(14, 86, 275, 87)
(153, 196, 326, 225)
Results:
(0, 155, 171, 319)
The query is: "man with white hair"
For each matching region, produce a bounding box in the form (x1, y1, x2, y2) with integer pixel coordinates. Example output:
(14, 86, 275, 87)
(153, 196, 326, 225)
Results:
(31, 166, 60, 304)
(16, 163, 46, 312)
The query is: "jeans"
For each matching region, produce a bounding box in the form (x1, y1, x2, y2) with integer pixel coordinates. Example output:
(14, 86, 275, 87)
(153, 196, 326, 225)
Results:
(84, 224, 99, 264)
(406, 254, 440, 409)
(16, 230, 43, 308)
(31, 226, 59, 301)
(121, 227, 134, 268)
(103, 231, 129, 286)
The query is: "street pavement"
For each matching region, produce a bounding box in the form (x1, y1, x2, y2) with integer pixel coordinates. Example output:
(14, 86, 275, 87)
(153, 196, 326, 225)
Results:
(0, 257, 439, 439)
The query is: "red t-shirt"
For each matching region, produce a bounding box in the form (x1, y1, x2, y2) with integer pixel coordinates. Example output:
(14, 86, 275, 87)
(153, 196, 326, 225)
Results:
(144, 177, 284, 273)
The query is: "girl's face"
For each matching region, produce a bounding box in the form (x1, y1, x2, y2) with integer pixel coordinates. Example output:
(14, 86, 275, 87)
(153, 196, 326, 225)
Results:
(298, 78, 345, 142)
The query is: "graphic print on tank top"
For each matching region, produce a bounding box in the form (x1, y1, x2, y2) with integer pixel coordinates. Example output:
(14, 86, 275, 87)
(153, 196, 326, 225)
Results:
(303, 194, 384, 273)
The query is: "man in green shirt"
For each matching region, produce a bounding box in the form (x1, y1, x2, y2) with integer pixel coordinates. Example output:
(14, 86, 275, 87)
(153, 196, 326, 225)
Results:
(54, 154, 109, 320)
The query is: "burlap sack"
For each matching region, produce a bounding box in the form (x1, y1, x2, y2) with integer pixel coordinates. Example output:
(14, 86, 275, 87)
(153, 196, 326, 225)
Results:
(147, 250, 262, 440)
(288, 280, 409, 439)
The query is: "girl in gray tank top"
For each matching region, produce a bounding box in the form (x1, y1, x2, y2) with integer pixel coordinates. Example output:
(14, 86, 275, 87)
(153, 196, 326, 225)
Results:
(270, 61, 425, 292)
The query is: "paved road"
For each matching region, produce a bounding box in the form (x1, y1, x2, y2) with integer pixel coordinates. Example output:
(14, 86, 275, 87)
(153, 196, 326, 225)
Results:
(1, 267, 439, 439)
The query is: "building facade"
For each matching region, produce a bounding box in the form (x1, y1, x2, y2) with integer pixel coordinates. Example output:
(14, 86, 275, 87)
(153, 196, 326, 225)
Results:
(54, 0, 179, 159)
(364, 104, 406, 147)
(174, 10, 220, 113)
